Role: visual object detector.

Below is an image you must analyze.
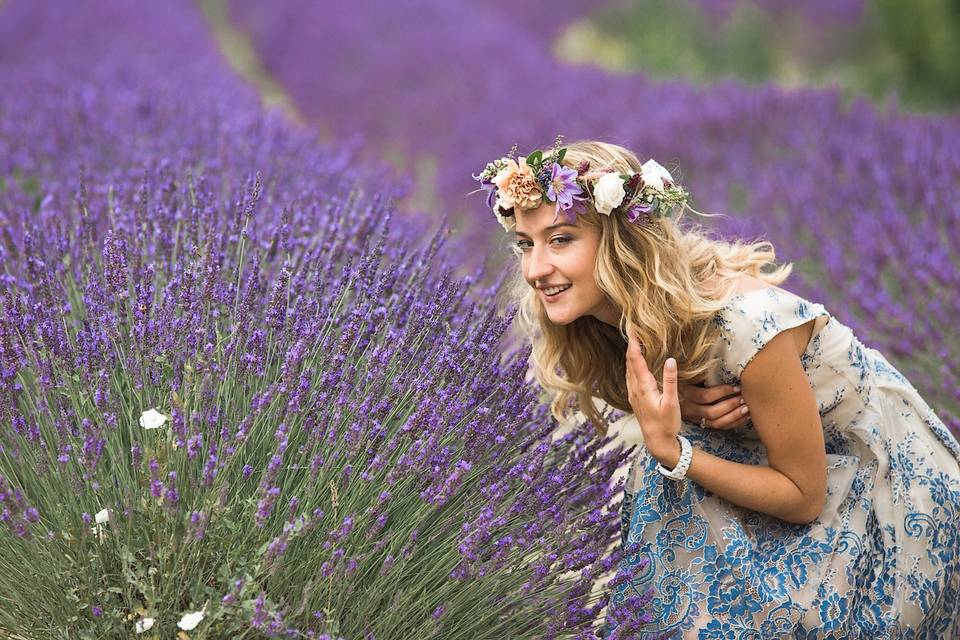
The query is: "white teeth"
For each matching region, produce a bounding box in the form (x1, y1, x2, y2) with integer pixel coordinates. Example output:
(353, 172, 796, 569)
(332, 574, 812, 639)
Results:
(544, 284, 571, 296)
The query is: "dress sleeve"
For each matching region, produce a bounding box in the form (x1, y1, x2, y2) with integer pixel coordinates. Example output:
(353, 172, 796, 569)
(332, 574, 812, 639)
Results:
(711, 287, 832, 383)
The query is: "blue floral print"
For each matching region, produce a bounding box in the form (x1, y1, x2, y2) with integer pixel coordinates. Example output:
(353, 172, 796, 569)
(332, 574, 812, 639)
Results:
(603, 287, 960, 638)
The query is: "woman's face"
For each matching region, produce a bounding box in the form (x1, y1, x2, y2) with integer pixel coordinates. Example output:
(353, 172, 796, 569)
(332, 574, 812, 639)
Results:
(514, 202, 621, 326)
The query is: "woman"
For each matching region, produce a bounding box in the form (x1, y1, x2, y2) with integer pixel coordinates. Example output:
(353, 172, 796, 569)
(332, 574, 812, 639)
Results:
(473, 139, 960, 638)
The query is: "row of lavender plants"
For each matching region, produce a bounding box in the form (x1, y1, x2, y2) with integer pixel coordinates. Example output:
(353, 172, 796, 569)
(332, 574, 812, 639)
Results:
(227, 0, 960, 435)
(0, 0, 647, 637)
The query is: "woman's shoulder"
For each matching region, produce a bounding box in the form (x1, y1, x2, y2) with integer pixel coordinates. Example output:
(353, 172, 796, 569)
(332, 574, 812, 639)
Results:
(718, 274, 784, 305)
(716, 276, 819, 313)
(710, 277, 833, 380)
(717, 276, 831, 325)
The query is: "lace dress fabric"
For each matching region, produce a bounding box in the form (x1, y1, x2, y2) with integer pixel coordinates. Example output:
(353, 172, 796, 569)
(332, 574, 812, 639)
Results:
(603, 287, 960, 639)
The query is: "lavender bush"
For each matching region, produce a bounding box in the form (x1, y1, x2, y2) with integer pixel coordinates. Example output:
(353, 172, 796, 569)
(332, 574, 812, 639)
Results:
(0, 167, 642, 638)
(0, 0, 653, 637)
(226, 0, 960, 437)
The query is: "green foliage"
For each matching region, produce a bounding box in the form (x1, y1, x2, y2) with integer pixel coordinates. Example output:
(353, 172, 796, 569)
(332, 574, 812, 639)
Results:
(558, 0, 960, 113)
(870, 0, 960, 109)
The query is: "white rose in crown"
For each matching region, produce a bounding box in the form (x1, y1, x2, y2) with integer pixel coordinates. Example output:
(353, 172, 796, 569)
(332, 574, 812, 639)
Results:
(640, 159, 674, 193)
(593, 172, 626, 215)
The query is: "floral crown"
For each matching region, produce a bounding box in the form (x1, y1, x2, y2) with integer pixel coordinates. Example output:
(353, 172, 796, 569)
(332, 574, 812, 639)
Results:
(472, 136, 691, 231)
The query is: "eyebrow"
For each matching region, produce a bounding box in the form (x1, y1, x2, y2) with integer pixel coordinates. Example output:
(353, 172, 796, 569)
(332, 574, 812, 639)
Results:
(514, 223, 577, 238)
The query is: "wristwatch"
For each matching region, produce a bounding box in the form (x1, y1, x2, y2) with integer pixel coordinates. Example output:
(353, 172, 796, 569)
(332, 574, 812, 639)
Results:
(656, 434, 693, 481)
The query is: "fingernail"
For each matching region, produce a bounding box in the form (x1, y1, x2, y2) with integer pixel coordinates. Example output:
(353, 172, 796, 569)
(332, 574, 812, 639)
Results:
(733, 386, 741, 392)
(740, 405, 749, 415)
(739, 397, 745, 405)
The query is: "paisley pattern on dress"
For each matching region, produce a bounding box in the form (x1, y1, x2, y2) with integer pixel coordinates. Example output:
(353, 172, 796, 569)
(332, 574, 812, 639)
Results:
(603, 287, 960, 639)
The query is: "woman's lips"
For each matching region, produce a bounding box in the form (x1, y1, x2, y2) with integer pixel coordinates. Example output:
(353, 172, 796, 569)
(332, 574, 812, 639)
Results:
(543, 284, 571, 302)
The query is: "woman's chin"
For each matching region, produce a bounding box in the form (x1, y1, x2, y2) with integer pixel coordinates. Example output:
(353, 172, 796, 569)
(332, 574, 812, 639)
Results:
(545, 309, 576, 325)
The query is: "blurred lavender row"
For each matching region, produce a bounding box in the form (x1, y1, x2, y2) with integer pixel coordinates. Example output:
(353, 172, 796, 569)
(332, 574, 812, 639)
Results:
(0, 0, 641, 637)
(228, 0, 960, 435)
(0, 0, 418, 253)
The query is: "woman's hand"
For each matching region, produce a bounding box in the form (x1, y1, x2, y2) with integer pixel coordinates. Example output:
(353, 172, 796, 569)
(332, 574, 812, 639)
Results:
(678, 383, 751, 430)
(625, 331, 682, 466)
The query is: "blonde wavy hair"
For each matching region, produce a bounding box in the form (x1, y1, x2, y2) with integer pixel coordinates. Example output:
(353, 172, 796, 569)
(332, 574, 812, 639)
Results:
(496, 140, 793, 437)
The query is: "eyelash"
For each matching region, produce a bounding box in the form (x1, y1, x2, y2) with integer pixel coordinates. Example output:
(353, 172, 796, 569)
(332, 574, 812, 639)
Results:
(515, 235, 572, 251)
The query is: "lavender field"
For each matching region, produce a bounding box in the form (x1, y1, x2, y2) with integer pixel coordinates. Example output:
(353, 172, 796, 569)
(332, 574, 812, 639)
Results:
(227, 0, 960, 431)
(0, 0, 957, 637)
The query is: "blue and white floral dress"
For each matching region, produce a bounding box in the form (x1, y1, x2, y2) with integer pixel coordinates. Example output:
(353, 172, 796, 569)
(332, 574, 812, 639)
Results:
(603, 287, 960, 639)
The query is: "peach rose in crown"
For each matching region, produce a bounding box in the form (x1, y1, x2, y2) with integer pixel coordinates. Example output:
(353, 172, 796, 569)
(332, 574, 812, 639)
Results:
(493, 157, 543, 211)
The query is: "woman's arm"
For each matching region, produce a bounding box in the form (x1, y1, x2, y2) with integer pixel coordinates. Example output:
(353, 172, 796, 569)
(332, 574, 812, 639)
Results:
(647, 323, 827, 525)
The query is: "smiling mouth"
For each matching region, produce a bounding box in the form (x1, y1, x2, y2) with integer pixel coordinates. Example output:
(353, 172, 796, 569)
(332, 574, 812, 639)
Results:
(542, 284, 571, 299)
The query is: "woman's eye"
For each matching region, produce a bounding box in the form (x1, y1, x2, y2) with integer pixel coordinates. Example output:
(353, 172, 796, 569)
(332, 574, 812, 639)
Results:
(515, 236, 571, 252)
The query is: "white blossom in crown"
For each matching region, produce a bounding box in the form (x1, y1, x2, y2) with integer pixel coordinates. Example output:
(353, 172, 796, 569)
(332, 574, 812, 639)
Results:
(592, 172, 627, 215)
(640, 158, 674, 192)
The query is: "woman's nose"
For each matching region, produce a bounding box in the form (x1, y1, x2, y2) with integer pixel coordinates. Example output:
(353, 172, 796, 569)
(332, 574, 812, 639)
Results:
(526, 244, 554, 282)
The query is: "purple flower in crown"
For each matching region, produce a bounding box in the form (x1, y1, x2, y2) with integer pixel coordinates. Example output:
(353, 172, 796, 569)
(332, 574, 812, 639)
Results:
(477, 179, 497, 209)
(626, 201, 654, 223)
(546, 163, 584, 211)
(550, 206, 574, 226)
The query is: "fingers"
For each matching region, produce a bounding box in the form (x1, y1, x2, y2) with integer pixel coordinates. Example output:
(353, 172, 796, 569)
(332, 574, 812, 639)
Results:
(625, 330, 646, 362)
(626, 331, 658, 396)
(701, 403, 751, 430)
(662, 358, 679, 407)
(683, 383, 740, 404)
(703, 394, 747, 421)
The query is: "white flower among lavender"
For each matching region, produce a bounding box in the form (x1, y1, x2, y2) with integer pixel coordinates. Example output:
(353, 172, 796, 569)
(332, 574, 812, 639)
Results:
(593, 172, 626, 214)
(90, 508, 110, 536)
(138, 408, 167, 430)
(640, 158, 674, 193)
(134, 617, 155, 634)
(177, 604, 207, 630)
